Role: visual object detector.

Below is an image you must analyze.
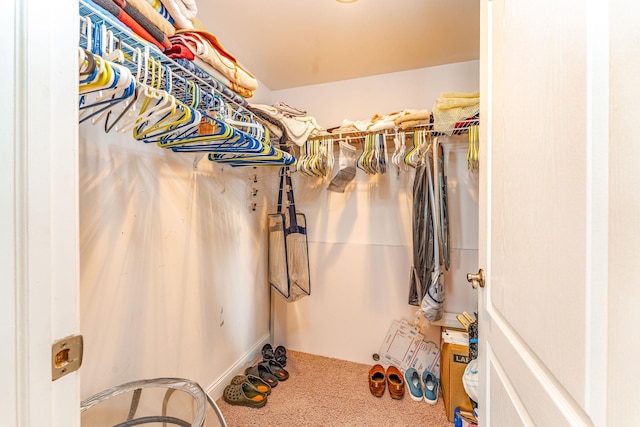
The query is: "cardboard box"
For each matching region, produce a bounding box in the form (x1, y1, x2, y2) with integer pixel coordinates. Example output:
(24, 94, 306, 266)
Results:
(441, 341, 473, 422)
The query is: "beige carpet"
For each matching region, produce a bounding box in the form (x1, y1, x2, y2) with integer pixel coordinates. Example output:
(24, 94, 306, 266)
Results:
(217, 350, 451, 427)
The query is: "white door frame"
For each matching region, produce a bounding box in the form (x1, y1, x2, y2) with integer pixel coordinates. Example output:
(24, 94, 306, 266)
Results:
(1, 0, 80, 426)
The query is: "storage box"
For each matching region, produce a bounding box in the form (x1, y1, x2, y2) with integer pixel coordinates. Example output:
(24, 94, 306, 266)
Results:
(441, 341, 473, 422)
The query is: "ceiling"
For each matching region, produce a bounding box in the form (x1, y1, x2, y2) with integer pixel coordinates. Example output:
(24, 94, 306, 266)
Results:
(198, 0, 480, 91)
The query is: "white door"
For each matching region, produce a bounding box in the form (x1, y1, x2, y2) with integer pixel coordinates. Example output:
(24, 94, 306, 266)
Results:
(479, 1, 640, 426)
(0, 0, 80, 426)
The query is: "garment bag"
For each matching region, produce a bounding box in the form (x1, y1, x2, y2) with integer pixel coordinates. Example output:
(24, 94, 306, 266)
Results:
(268, 167, 311, 301)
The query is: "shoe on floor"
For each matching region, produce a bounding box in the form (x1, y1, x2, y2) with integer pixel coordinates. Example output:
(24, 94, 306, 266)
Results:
(223, 382, 268, 408)
(245, 363, 279, 388)
(261, 343, 275, 362)
(386, 365, 405, 400)
(422, 370, 438, 404)
(368, 364, 386, 397)
(274, 345, 287, 367)
(231, 374, 271, 395)
(266, 359, 289, 381)
(404, 368, 423, 401)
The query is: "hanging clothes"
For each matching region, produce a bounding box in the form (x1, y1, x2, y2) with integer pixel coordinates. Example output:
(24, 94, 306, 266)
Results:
(408, 160, 435, 306)
(420, 150, 445, 321)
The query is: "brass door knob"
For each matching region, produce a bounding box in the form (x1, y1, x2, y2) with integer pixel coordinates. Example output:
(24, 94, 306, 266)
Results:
(467, 269, 485, 289)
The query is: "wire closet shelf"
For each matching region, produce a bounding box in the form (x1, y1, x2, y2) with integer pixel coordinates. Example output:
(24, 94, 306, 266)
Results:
(78, 0, 264, 139)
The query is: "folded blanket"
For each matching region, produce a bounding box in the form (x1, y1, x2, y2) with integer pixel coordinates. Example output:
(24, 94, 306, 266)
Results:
(171, 58, 250, 105)
(174, 30, 238, 64)
(127, 0, 175, 37)
(440, 91, 480, 99)
(166, 40, 195, 60)
(274, 101, 306, 117)
(160, 0, 197, 29)
(249, 104, 324, 147)
(436, 97, 479, 110)
(113, 0, 171, 49)
(433, 104, 480, 134)
(91, 0, 167, 50)
(435, 91, 479, 111)
(398, 119, 432, 130)
(192, 57, 254, 98)
(170, 32, 258, 91)
(250, 108, 287, 148)
(394, 110, 431, 126)
(145, 0, 174, 24)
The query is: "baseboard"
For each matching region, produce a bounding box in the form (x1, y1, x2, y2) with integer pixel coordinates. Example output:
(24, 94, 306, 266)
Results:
(206, 333, 270, 401)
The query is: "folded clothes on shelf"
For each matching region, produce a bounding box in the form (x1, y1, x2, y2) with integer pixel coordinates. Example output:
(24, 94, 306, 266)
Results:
(89, 0, 171, 50)
(170, 31, 258, 92)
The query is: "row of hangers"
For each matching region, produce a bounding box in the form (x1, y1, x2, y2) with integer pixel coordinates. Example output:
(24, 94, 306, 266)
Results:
(78, 16, 294, 167)
(300, 129, 438, 178)
(296, 138, 335, 178)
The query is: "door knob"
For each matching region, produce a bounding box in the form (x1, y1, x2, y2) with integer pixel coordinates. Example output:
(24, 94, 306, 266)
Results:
(467, 269, 485, 289)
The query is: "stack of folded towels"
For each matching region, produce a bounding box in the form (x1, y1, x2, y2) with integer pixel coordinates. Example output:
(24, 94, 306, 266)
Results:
(87, 0, 259, 99)
(329, 109, 432, 134)
(432, 91, 480, 134)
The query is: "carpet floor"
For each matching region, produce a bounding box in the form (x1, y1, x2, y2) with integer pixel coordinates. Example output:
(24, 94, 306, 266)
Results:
(216, 350, 451, 427)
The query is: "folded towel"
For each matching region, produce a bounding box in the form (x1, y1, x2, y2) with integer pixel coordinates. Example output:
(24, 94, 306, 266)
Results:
(394, 110, 431, 126)
(398, 119, 432, 130)
(127, 0, 175, 37)
(166, 40, 195, 60)
(274, 101, 306, 117)
(90, 0, 167, 50)
(436, 97, 479, 110)
(191, 57, 254, 98)
(433, 104, 480, 134)
(145, 0, 174, 24)
(249, 104, 324, 147)
(160, 0, 197, 29)
(113, 0, 171, 49)
(171, 58, 251, 104)
(170, 32, 258, 91)
(440, 91, 480, 99)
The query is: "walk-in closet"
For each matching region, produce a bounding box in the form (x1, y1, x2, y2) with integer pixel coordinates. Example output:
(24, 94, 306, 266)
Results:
(3, 1, 640, 426)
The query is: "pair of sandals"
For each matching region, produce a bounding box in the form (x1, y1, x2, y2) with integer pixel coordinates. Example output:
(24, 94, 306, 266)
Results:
(222, 374, 271, 408)
(244, 344, 289, 388)
(262, 343, 287, 367)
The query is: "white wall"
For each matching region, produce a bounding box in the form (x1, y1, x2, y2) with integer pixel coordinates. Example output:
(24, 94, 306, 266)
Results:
(78, 121, 272, 406)
(270, 61, 480, 365)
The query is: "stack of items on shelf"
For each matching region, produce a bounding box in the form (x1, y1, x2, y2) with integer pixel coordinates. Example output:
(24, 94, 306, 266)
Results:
(222, 344, 289, 409)
(78, 12, 294, 167)
(432, 91, 480, 135)
(83, 0, 259, 101)
(329, 109, 432, 134)
(89, 0, 181, 50)
(167, 31, 258, 98)
(248, 102, 325, 149)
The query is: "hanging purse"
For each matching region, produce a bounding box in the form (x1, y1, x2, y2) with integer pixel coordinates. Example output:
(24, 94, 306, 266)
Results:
(267, 167, 311, 301)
